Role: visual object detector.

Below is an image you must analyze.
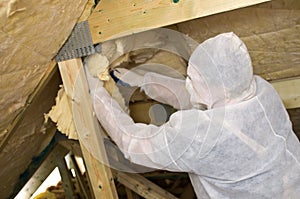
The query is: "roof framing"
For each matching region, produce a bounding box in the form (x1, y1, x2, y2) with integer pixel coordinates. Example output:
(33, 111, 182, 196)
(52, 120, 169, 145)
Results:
(6, 0, 299, 198)
(88, 0, 270, 43)
(58, 1, 298, 198)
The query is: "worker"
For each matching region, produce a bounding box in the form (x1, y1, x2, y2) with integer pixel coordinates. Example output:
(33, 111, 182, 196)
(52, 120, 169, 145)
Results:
(86, 32, 300, 198)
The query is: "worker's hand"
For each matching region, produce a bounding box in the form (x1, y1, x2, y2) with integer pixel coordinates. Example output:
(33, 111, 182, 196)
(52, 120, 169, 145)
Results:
(110, 68, 144, 87)
(84, 64, 104, 94)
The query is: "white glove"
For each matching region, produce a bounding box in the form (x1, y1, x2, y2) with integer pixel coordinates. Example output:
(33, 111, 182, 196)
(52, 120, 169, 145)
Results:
(110, 68, 144, 87)
(84, 63, 104, 93)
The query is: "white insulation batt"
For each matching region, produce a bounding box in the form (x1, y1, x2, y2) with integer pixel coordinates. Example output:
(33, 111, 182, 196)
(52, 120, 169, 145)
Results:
(0, 0, 88, 197)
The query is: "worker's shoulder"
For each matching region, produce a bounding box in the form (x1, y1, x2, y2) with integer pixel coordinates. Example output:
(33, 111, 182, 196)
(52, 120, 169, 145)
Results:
(168, 108, 213, 125)
(254, 75, 286, 108)
(254, 75, 278, 96)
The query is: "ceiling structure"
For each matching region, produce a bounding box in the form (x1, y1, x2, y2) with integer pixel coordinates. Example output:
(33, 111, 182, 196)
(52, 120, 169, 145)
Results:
(0, 0, 299, 198)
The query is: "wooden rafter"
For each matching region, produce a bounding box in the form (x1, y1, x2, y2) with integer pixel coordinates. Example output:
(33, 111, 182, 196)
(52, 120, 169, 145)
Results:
(15, 144, 69, 198)
(58, 59, 118, 198)
(61, 139, 179, 199)
(112, 170, 179, 199)
(88, 0, 270, 44)
(271, 77, 300, 109)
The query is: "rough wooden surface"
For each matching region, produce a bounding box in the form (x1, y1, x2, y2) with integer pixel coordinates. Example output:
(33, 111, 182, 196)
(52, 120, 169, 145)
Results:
(271, 78, 300, 109)
(15, 144, 69, 199)
(58, 59, 118, 199)
(112, 170, 178, 199)
(88, 0, 269, 43)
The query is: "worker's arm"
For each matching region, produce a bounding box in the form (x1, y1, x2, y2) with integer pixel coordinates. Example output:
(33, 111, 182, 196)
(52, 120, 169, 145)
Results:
(142, 72, 193, 110)
(111, 68, 193, 110)
(88, 70, 209, 172)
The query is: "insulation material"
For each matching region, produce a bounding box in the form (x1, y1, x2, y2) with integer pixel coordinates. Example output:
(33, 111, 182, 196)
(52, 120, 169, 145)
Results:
(46, 87, 78, 140)
(0, 70, 61, 199)
(49, 30, 189, 139)
(0, 0, 299, 197)
(82, 31, 189, 115)
(101, 33, 188, 103)
(85, 52, 129, 113)
(129, 102, 176, 125)
(85, 53, 110, 80)
(171, 0, 300, 81)
(0, 0, 87, 198)
(0, 0, 87, 139)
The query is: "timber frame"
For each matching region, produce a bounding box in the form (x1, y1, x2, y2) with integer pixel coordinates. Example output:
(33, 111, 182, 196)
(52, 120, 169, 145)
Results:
(54, 0, 299, 198)
(2, 0, 300, 198)
(16, 133, 181, 199)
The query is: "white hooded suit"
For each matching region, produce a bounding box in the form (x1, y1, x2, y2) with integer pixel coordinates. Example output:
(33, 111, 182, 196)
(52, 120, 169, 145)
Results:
(88, 32, 300, 198)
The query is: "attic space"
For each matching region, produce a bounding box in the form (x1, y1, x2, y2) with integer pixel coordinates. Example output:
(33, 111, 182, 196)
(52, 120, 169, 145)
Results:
(1, 0, 300, 198)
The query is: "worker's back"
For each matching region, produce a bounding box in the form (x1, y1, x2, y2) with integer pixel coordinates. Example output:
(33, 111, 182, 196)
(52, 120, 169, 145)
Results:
(88, 32, 300, 199)
(188, 76, 300, 198)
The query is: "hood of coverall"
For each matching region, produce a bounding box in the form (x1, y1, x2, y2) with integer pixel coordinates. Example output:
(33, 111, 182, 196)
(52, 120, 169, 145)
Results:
(186, 32, 256, 109)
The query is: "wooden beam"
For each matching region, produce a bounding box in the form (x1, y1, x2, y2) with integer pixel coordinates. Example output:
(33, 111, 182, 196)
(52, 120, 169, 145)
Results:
(112, 170, 178, 199)
(58, 59, 118, 199)
(271, 77, 300, 109)
(125, 187, 140, 199)
(59, 139, 83, 158)
(69, 154, 93, 199)
(61, 139, 178, 199)
(88, 0, 269, 43)
(55, 146, 77, 199)
(15, 144, 69, 199)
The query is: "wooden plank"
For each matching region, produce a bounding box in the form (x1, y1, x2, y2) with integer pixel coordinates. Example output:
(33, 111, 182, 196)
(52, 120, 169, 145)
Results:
(15, 144, 69, 199)
(60, 141, 179, 199)
(112, 170, 178, 199)
(55, 146, 77, 199)
(88, 0, 269, 43)
(59, 140, 83, 158)
(125, 187, 140, 199)
(271, 77, 300, 109)
(61, 139, 177, 199)
(78, 0, 95, 22)
(58, 59, 118, 199)
(69, 154, 93, 199)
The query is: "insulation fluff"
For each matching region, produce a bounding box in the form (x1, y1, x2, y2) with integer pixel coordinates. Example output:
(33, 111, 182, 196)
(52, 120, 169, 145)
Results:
(84, 51, 129, 113)
(46, 87, 78, 139)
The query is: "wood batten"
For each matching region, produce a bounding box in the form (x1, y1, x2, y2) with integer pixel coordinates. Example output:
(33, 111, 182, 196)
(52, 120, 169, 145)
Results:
(58, 59, 118, 199)
(271, 78, 300, 109)
(88, 0, 270, 43)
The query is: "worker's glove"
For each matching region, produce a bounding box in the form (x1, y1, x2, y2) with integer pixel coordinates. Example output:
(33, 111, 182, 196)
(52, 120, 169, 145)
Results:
(110, 68, 144, 87)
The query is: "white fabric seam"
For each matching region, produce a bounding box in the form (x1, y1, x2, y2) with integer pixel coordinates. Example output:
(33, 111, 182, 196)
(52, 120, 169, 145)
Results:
(163, 131, 182, 171)
(256, 96, 300, 167)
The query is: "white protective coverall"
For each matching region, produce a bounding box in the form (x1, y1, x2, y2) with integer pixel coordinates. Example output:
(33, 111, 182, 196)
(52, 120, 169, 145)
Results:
(88, 32, 300, 198)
